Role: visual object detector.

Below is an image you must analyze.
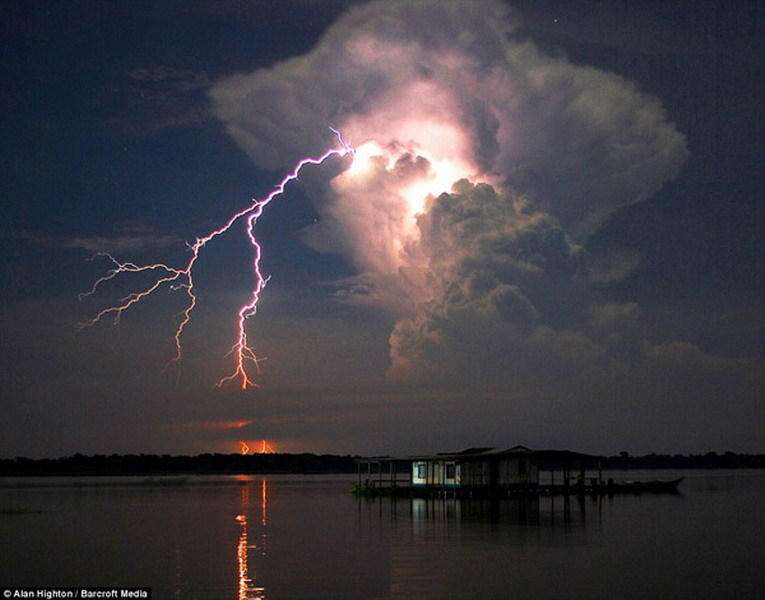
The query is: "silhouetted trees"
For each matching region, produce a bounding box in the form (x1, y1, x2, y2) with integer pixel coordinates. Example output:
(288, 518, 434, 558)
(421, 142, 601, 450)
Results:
(602, 451, 764, 470)
(0, 453, 358, 476)
(0, 450, 762, 477)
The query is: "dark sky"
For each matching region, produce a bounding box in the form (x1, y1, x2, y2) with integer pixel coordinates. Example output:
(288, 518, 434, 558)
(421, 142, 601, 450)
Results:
(1, 0, 761, 458)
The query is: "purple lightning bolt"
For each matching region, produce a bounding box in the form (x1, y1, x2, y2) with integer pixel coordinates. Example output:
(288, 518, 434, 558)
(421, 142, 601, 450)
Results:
(81, 128, 353, 390)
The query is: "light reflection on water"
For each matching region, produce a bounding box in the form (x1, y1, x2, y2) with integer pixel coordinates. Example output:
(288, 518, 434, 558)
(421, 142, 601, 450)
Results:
(0, 471, 762, 599)
(236, 480, 267, 599)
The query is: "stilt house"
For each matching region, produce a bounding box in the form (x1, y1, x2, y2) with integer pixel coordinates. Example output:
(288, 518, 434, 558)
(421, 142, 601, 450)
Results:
(410, 445, 538, 490)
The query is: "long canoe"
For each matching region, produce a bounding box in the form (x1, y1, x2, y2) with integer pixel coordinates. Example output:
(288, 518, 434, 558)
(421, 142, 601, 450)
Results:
(608, 476, 684, 493)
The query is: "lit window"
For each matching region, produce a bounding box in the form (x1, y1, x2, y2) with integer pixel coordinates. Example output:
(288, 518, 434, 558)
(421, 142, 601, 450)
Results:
(446, 464, 456, 479)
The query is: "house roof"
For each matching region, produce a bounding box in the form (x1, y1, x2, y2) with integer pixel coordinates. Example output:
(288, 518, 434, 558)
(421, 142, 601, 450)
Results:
(532, 450, 603, 469)
(437, 447, 494, 456)
(355, 446, 601, 466)
(410, 445, 534, 461)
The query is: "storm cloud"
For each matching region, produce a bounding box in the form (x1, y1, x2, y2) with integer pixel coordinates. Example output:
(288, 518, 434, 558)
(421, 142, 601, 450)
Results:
(211, 0, 687, 233)
(207, 0, 759, 451)
(209, 0, 697, 386)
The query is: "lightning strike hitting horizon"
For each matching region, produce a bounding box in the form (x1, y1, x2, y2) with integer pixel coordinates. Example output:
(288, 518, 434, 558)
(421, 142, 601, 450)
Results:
(239, 439, 274, 455)
(81, 129, 353, 390)
(258, 440, 275, 454)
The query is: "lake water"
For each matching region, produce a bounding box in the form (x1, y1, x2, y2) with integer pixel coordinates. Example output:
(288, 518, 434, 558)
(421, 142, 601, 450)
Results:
(1, 470, 762, 599)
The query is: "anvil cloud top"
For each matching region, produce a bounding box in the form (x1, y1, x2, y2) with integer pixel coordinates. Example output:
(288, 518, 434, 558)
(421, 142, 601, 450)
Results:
(210, 0, 690, 380)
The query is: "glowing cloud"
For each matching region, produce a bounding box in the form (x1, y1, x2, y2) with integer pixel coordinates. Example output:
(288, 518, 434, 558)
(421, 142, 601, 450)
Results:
(210, 0, 688, 379)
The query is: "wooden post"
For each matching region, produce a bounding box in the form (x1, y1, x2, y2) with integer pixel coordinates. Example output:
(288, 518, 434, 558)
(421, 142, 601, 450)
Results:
(551, 493, 555, 525)
(563, 493, 571, 523)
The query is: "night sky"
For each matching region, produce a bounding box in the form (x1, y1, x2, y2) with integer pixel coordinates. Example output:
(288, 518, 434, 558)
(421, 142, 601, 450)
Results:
(1, 0, 761, 458)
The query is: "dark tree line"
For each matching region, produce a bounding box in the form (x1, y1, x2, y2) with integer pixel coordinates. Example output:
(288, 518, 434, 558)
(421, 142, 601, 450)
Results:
(0, 453, 358, 476)
(601, 451, 765, 470)
(0, 450, 763, 476)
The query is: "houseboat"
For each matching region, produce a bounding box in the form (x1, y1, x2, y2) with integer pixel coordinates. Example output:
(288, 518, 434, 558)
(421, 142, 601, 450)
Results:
(410, 445, 538, 492)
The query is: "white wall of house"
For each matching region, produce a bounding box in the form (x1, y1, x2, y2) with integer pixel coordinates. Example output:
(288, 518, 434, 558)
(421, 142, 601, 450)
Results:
(412, 460, 460, 486)
(412, 456, 537, 487)
(427, 461, 442, 485)
(412, 461, 428, 485)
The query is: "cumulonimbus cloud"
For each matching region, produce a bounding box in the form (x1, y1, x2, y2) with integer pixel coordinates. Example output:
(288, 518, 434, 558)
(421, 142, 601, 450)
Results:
(209, 0, 690, 380)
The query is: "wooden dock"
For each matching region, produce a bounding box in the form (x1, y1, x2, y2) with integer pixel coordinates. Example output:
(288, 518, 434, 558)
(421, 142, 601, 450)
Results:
(353, 479, 683, 498)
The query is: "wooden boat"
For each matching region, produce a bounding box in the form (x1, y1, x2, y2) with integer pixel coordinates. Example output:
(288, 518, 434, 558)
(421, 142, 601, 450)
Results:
(607, 476, 684, 493)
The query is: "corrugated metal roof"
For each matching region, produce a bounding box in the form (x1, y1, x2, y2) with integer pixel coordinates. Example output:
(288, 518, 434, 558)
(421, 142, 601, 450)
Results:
(409, 445, 534, 461)
(437, 447, 495, 456)
(357, 446, 598, 465)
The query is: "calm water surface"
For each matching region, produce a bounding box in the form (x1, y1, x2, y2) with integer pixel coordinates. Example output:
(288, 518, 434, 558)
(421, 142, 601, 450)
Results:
(1, 470, 762, 599)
